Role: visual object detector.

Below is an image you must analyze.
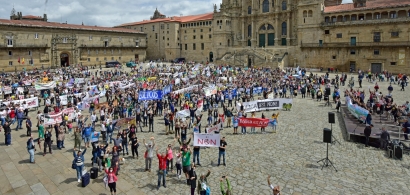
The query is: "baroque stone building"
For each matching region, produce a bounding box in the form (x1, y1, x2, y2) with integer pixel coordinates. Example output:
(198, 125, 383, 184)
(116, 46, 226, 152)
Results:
(0, 11, 147, 71)
(117, 0, 410, 73)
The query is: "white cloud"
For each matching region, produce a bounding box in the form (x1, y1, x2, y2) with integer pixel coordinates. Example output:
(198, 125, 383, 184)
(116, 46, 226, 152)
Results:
(1, 0, 221, 27)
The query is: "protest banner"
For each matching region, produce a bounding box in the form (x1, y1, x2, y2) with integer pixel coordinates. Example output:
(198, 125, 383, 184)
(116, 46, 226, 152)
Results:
(237, 98, 293, 113)
(203, 86, 217, 96)
(345, 96, 368, 121)
(119, 83, 135, 89)
(35, 81, 56, 90)
(91, 132, 100, 142)
(2, 97, 39, 108)
(17, 87, 24, 94)
(74, 78, 85, 84)
(3, 86, 12, 94)
(138, 90, 162, 101)
(162, 84, 172, 95)
(205, 122, 222, 134)
(253, 87, 263, 94)
(238, 117, 269, 127)
(60, 95, 68, 105)
(193, 133, 220, 147)
(176, 109, 190, 119)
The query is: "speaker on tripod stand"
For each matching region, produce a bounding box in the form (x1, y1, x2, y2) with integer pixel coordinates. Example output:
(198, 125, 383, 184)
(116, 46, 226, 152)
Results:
(328, 112, 340, 145)
(318, 128, 338, 171)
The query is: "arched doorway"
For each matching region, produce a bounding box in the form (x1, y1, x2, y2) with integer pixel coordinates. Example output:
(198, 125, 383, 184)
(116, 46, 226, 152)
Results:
(209, 52, 214, 62)
(60, 53, 69, 67)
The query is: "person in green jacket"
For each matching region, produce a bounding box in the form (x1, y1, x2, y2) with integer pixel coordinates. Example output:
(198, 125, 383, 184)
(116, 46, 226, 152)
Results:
(38, 121, 44, 139)
(220, 176, 232, 195)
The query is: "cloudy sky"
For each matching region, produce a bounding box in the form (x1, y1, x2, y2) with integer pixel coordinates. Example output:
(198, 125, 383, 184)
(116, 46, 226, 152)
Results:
(0, 0, 353, 27)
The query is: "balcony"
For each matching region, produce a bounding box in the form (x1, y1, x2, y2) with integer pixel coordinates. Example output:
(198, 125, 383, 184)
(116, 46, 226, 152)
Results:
(301, 41, 410, 48)
(78, 44, 146, 48)
(0, 44, 49, 48)
(321, 17, 410, 27)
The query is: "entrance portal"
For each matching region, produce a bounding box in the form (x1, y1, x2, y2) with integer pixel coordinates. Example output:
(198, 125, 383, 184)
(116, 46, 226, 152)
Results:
(60, 53, 69, 67)
(209, 52, 213, 62)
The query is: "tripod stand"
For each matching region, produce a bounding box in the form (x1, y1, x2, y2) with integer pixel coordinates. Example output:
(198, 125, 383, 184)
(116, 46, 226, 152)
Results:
(317, 142, 338, 172)
(324, 95, 332, 107)
(330, 123, 340, 145)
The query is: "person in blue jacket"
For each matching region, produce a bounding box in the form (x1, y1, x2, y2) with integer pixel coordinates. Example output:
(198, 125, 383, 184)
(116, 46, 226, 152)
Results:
(73, 147, 87, 183)
(82, 124, 94, 148)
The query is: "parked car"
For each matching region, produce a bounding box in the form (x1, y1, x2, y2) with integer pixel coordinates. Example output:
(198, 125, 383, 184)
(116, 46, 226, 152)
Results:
(105, 60, 121, 68)
(126, 61, 137, 67)
(173, 58, 185, 63)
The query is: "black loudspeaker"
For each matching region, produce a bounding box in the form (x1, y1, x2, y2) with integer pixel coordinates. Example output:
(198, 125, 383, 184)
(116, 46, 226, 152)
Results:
(328, 112, 335, 124)
(325, 88, 331, 96)
(323, 128, 332, 143)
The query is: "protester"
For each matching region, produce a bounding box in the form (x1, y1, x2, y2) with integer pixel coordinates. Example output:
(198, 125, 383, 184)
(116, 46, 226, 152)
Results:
(197, 170, 211, 195)
(27, 136, 38, 163)
(188, 163, 197, 195)
(220, 176, 232, 195)
(105, 162, 119, 195)
(156, 147, 167, 189)
(143, 137, 155, 172)
(218, 137, 227, 166)
(3, 121, 12, 146)
(267, 175, 281, 195)
(73, 147, 87, 183)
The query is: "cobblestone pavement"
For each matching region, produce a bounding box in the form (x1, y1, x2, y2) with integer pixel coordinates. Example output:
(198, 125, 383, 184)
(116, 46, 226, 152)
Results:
(0, 69, 410, 195)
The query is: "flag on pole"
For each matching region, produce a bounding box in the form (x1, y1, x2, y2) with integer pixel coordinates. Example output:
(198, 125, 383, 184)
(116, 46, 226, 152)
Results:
(22, 58, 25, 64)
(18, 57, 20, 63)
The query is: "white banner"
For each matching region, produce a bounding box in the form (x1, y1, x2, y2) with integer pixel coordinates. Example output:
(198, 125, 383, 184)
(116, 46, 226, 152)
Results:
(3, 86, 12, 94)
(173, 85, 201, 94)
(60, 95, 68, 105)
(35, 81, 56, 90)
(176, 109, 190, 119)
(205, 122, 222, 134)
(74, 78, 85, 84)
(203, 86, 217, 97)
(2, 97, 39, 108)
(237, 98, 293, 113)
(193, 133, 220, 147)
(43, 107, 76, 125)
(119, 83, 135, 89)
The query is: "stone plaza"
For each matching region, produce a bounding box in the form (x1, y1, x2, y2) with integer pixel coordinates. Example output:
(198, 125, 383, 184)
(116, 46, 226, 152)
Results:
(0, 69, 410, 195)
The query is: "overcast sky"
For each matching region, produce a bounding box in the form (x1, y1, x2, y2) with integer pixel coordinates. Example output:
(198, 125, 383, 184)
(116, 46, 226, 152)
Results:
(1, 0, 354, 27)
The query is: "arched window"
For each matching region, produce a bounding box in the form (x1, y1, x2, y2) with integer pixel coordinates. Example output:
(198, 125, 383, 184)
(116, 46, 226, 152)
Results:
(259, 24, 275, 47)
(267, 24, 274, 30)
(248, 6, 252, 14)
(282, 1, 287, 10)
(260, 25, 266, 31)
(248, 25, 252, 37)
(308, 10, 313, 17)
(262, 0, 269, 13)
(282, 22, 287, 35)
(303, 11, 307, 17)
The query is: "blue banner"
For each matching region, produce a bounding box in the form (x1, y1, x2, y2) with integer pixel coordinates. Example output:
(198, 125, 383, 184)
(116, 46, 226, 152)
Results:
(91, 132, 100, 142)
(162, 84, 172, 95)
(138, 90, 163, 101)
(253, 87, 263, 94)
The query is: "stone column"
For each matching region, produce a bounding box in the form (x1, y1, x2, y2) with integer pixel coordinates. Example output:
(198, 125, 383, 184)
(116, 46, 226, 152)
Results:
(275, 15, 280, 45)
(286, 14, 290, 46)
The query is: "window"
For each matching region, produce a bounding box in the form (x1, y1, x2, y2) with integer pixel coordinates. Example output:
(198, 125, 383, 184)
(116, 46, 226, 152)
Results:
(163, 36, 165, 40)
(104, 49, 106, 54)
(29, 59, 33, 65)
(200, 35, 203, 39)
(111, 49, 113, 54)
(96, 50, 99, 54)
(209, 34, 212, 38)
(9, 61, 12, 66)
(7, 39, 13, 46)
(136, 42, 139, 47)
(303, 11, 307, 17)
(193, 36, 196, 39)
(375, 14, 381, 19)
(373, 32, 381, 42)
(248, 6, 252, 14)
(336, 33, 342, 38)
(282, 1, 287, 10)
(350, 50, 356, 55)
(390, 12, 397, 18)
(248, 25, 252, 37)
(351, 16, 356, 21)
(193, 43, 196, 50)
(152, 25, 155, 31)
(8, 51, 12, 56)
(119, 57, 121, 60)
(140, 27, 143, 32)
(167, 43, 169, 46)
(200, 29, 203, 32)
(193, 30, 196, 33)
(111, 57, 114, 60)
(104, 57, 107, 61)
(87, 50, 90, 55)
(184, 35, 187, 40)
(332, 55, 336, 60)
(184, 30, 186, 33)
(325, 30, 330, 35)
(391, 32, 399, 37)
(167, 24, 169, 29)
(201, 43, 204, 50)
(282, 22, 287, 35)
(119, 37, 122, 41)
(87, 58, 90, 62)
(209, 28, 212, 32)
(34, 33, 38, 39)
(155, 33, 158, 39)
(96, 57, 99, 61)
(104, 41, 108, 47)
(374, 49, 380, 55)
(263, 0, 269, 13)
(63, 38, 68, 43)
(160, 24, 164, 29)
(185, 44, 187, 50)
(390, 62, 396, 66)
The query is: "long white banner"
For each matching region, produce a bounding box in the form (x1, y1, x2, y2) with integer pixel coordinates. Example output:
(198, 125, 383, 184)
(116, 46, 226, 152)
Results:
(237, 98, 293, 113)
(35, 81, 56, 90)
(193, 133, 220, 147)
(2, 97, 39, 108)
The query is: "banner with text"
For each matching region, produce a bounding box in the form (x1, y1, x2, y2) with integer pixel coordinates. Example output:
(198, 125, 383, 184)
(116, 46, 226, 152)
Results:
(237, 98, 293, 113)
(138, 90, 163, 101)
(238, 117, 269, 127)
(35, 81, 56, 90)
(2, 97, 39, 108)
(205, 122, 222, 134)
(193, 133, 221, 147)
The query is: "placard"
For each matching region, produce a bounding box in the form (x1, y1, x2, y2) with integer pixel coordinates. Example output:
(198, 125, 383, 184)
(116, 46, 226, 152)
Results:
(193, 133, 220, 147)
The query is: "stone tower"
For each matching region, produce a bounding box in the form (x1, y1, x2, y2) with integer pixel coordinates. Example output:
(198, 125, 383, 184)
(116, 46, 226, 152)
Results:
(353, 0, 367, 8)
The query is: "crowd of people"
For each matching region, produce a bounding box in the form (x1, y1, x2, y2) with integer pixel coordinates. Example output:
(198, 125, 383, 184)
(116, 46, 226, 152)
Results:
(1, 62, 408, 194)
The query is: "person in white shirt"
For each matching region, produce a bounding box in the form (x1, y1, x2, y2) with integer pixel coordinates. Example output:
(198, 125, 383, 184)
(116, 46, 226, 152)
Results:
(0, 109, 6, 126)
(267, 175, 281, 195)
(90, 112, 97, 127)
(100, 108, 105, 121)
(101, 122, 107, 142)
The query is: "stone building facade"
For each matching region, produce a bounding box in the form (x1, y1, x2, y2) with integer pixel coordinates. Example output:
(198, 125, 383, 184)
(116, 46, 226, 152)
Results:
(117, 0, 410, 73)
(0, 12, 147, 71)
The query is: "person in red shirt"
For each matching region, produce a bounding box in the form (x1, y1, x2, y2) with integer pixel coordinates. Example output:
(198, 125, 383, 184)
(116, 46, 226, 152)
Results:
(156, 147, 168, 190)
(8, 108, 16, 125)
